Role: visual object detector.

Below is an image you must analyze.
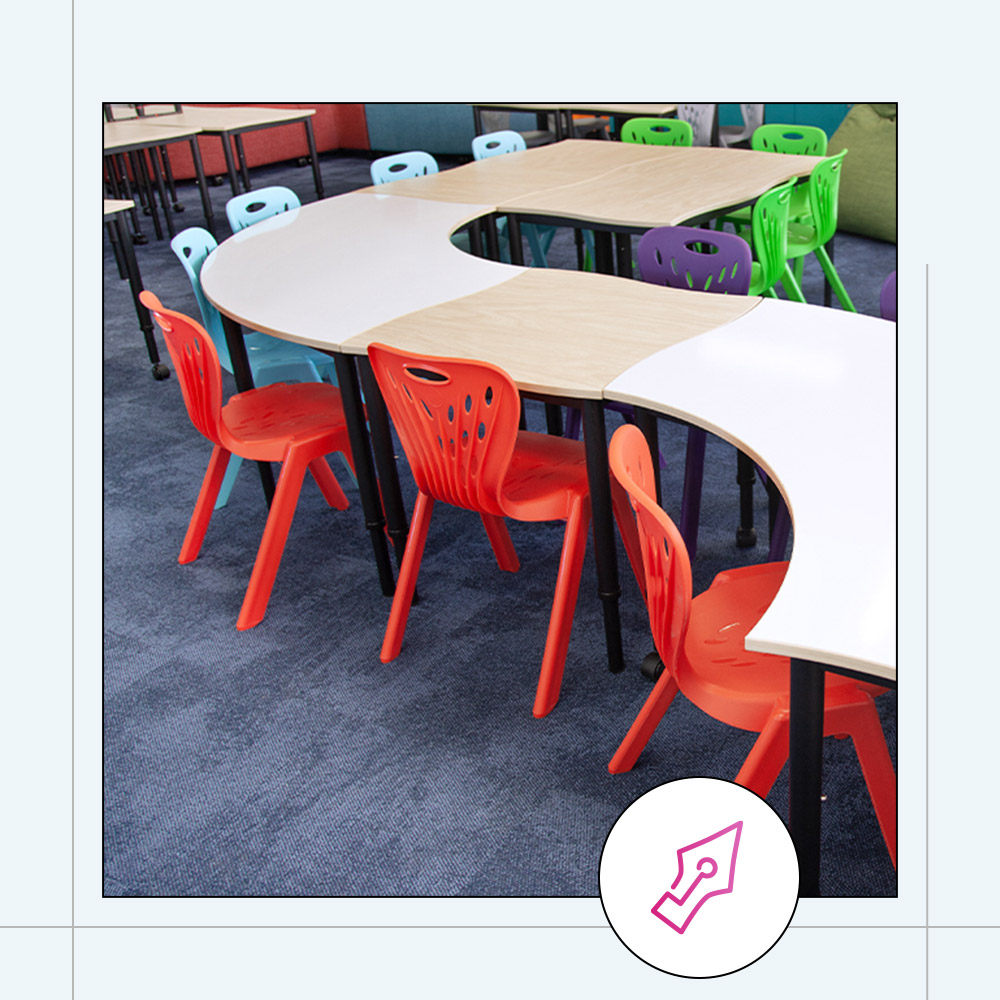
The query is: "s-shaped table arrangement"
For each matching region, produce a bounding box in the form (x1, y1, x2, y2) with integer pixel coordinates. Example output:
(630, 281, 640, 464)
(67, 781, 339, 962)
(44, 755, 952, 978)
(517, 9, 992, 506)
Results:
(201, 139, 896, 896)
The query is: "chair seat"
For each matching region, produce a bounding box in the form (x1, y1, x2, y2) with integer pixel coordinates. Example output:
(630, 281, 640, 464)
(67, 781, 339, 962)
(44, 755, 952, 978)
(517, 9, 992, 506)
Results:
(501, 431, 590, 521)
(785, 219, 824, 257)
(221, 382, 350, 461)
(679, 562, 886, 732)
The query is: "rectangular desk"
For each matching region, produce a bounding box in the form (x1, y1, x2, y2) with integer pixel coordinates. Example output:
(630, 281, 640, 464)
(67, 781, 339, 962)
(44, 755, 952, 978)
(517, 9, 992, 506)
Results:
(122, 105, 324, 200)
(103, 120, 216, 238)
(473, 103, 678, 141)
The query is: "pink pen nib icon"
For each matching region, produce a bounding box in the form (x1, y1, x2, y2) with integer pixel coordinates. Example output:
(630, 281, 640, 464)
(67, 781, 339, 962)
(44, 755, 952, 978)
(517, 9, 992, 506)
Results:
(651, 820, 743, 934)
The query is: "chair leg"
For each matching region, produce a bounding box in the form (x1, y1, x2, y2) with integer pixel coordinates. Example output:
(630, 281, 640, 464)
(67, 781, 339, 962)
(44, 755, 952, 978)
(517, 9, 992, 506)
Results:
(780, 264, 807, 303)
(236, 449, 310, 630)
(608, 671, 680, 773)
(814, 245, 857, 312)
(308, 457, 350, 510)
(214, 453, 243, 510)
(480, 514, 520, 572)
(380, 491, 434, 663)
(734, 703, 791, 798)
(524, 225, 549, 268)
(831, 697, 897, 867)
(679, 427, 706, 560)
(179, 444, 231, 564)
(532, 497, 590, 718)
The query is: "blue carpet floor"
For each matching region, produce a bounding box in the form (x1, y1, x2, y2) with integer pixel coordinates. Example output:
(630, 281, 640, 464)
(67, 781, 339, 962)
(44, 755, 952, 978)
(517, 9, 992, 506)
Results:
(103, 149, 897, 897)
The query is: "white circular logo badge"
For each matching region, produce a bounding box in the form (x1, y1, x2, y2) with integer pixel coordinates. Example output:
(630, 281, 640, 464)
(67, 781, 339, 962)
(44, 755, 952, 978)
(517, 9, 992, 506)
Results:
(599, 777, 799, 978)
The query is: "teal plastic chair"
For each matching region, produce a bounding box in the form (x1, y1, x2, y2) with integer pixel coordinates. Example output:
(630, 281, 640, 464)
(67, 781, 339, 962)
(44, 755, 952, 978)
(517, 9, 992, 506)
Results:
(170, 227, 340, 508)
(620, 117, 693, 146)
(738, 180, 805, 302)
(225, 186, 302, 233)
(471, 130, 556, 267)
(784, 150, 855, 311)
(717, 124, 828, 233)
(370, 151, 439, 184)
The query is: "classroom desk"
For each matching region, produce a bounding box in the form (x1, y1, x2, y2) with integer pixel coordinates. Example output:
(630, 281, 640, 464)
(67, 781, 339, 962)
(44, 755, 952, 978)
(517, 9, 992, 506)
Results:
(200, 160, 893, 894)
(122, 105, 324, 199)
(103, 120, 216, 238)
(104, 199, 168, 380)
(473, 103, 678, 141)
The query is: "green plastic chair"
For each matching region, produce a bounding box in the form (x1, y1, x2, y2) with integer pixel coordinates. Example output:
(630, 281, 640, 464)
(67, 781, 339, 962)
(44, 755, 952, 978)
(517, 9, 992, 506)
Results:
(741, 179, 805, 302)
(620, 117, 693, 146)
(783, 150, 855, 311)
(717, 124, 829, 232)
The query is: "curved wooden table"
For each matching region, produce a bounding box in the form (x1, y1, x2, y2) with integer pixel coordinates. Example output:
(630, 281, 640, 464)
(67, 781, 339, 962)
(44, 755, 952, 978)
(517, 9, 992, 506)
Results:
(201, 143, 895, 894)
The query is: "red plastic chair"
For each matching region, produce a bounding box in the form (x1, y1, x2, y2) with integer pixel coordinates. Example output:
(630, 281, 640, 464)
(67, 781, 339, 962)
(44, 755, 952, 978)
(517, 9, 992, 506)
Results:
(139, 291, 356, 631)
(608, 424, 896, 866)
(368, 342, 640, 719)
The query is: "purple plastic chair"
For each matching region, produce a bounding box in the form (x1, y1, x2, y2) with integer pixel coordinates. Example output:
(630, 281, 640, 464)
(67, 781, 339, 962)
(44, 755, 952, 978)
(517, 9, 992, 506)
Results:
(880, 270, 897, 321)
(635, 226, 789, 561)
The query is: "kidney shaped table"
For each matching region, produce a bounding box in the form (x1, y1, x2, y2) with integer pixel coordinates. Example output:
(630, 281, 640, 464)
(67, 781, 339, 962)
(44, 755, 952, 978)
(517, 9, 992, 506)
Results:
(200, 144, 896, 895)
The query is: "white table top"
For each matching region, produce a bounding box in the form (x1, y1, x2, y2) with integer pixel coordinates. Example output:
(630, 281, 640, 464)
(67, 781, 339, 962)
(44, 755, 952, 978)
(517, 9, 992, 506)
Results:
(201, 191, 517, 347)
(116, 105, 316, 133)
(201, 173, 896, 681)
(103, 119, 202, 151)
(103, 198, 134, 216)
(606, 298, 896, 680)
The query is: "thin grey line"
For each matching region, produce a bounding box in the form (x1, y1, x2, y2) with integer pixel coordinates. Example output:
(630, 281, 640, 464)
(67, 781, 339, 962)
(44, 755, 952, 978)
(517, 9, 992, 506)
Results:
(926, 262, 930, 1000)
(56, 923, 954, 931)
(71, 19, 76, 1000)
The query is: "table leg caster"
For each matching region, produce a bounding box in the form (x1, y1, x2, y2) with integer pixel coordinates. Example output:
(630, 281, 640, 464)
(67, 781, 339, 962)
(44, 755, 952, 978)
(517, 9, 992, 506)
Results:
(151, 363, 171, 381)
(736, 526, 757, 548)
(641, 651, 665, 682)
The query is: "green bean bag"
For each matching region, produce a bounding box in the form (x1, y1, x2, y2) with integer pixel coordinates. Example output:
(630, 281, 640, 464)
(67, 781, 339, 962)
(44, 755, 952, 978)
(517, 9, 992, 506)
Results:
(828, 103, 897, 243)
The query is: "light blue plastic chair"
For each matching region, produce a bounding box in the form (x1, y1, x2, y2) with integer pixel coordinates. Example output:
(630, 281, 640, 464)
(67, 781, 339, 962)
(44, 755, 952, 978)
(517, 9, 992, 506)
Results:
(170, 227, 341, 508)
(471, 130, 556, 267)
(225, 186, 302, 233)
(369, 151, 439, 184)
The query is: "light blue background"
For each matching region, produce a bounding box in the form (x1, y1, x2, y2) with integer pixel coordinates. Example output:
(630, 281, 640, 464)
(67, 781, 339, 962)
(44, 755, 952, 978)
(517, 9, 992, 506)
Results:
(11, 3, 982, 993)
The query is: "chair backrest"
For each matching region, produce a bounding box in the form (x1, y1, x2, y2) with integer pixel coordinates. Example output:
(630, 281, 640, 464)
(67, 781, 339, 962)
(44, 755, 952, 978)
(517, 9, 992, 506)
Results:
(138, 291, 224, 445)
(367, 343, 521, 517)
(169, 228, 231, 366)
(225, 186, 301, 233)
(620, 117, 692, 147)
(803, 149, 848, 244)
(370, 151, 439, 184)
(636, 226, 752, 295)
(472, 129, 527, 159)
(880, 271, 897, 321)
(677, 104, 716, 146)
(608, 424, 692, 676)
(751, 123, 828, 157)
(750, 180, 796, 293)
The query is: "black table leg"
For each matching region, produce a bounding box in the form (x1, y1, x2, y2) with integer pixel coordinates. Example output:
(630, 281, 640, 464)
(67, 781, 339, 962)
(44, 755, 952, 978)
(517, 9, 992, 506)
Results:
(582, 399, 624, 673)
(507, 216, 525, 266)
(304, 118, 324, 199)
(789, 657, 826, 897)
(159, 144, 184, 212)
(221, 313, 275, 504)
(188, 138, 216, 238)
(593, 230, 614, 275)
(483, 215, 500, 260)
(615, 233, 632, 278)
(220, 133, 241, 198)
(472, 106, 484, 136)
(148, 146, 177, 239)
(111, 213, 169, 380)
(333, 354, 397, 596)
(736, 450, 757, 547)
(824, 237, 834, 308)
(357, 358, 411, 573)
(234, 134, 251, 193)
(634, 407, 662, 506)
